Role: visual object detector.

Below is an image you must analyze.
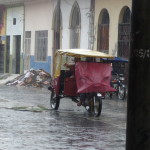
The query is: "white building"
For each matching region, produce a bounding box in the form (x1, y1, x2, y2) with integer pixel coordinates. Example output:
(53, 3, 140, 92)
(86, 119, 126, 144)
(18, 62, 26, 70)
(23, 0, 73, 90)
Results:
(61, 0, 91, 49)
(6, 6, 24, 74)
(24, 0, 55, 73)
(24, 0, 91, 74)
(0, 0, 132, 75)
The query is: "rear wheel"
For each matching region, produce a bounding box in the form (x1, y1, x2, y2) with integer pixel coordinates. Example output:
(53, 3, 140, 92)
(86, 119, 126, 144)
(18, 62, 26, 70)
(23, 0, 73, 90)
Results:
(93, 96, 102, 117)
(87, 95, 102, 117)
(50, 90, 60, 110)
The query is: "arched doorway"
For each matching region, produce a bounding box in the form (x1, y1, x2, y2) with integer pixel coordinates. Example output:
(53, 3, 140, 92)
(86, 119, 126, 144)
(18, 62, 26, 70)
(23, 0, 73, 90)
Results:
(52, 3, 62, 52)
(117, 7, 131, 83)
(52, 3, 62, 73)
(70, 2, 81, 48)
(118, 7, 131, 59)
(97, 9, 110, 54)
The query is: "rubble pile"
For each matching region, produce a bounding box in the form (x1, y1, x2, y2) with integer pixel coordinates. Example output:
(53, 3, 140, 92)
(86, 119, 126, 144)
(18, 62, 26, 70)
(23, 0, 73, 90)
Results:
(6, 69, 51, 88)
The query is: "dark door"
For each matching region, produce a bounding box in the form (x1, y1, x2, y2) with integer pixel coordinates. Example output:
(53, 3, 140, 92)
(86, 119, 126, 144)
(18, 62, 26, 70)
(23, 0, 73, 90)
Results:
(13, 35, 21, 74)
(15, 35, 21, 74)
(99, 24, 109, 53)
(6, 36, 10, 73)
(0, 44, 4, 73)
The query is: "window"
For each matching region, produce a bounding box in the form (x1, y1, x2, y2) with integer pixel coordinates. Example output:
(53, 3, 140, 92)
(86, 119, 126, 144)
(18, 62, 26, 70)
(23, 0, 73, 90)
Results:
(35, 30, 48, 61)
(118, 7, 131, 59)
(97, 9, 110, 54)
(13, 18, 16, 25)
(70, 2, 81, 48)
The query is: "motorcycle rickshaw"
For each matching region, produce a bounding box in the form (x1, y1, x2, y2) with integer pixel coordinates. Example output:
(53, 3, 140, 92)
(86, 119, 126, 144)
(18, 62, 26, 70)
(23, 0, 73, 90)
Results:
(48, 49, 116, 117)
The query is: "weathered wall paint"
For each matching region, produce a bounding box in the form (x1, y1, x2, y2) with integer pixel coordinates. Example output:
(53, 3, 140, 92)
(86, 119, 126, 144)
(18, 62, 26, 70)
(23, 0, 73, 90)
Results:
(61, 0, 91, 49)
(30, 56, 51, 74)
(6, 6, 24, 74)
(25, 0, 55, 74)
(8, 54, 23, 74)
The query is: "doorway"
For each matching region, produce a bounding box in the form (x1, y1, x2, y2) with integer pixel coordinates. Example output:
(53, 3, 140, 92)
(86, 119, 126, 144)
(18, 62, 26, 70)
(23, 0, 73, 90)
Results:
(0, 43, 4, 73)
(6, 36, 10, 73)
(13, 35, 21, 74)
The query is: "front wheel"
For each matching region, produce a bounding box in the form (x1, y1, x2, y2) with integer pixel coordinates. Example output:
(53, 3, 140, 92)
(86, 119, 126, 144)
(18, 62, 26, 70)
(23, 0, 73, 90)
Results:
(93, 96, 102, 117)
(118, 86, 126, 100)
(50, 90, 60, 110)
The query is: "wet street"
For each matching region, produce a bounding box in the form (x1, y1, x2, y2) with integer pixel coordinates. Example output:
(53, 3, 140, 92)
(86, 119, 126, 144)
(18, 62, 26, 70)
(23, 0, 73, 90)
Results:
(0, 85, 127, 150)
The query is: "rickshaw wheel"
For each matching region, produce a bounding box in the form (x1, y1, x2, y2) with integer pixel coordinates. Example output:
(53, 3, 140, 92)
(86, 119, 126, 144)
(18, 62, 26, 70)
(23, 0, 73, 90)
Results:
(93, 96, 102, 117)
(50, 90, 60, 110)
(118, 86, 126, 100)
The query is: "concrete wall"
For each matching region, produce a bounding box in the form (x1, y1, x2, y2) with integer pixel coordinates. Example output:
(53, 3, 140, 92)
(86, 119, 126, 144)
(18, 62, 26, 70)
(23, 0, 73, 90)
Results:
(61, 0, 91, 49)
(25, 0, 91, 74)
(24, 0, 55, 73)
(94, 0, 132, 56)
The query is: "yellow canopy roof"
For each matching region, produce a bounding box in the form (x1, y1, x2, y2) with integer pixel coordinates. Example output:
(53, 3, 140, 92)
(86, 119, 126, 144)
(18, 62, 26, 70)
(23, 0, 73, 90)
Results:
(56, 49, 114, 59)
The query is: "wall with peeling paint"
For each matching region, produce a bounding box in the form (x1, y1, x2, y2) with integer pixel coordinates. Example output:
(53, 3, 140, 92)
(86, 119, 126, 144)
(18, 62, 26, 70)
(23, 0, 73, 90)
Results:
(94, 0, 132, 56)
(24, 0, 55, 74)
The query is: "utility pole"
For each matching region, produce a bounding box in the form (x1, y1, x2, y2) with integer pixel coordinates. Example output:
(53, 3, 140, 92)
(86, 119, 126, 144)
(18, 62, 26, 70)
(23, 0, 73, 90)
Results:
(126, 0, 150, 150)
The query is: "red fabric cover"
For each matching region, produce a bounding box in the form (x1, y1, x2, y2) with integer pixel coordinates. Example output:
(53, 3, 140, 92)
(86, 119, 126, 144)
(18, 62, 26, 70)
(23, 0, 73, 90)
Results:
(64, 77, 77, 96)
(75, 62, 116, 93)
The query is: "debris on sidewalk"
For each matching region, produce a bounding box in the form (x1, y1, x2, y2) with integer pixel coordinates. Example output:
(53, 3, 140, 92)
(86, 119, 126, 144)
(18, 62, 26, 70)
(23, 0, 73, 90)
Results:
(6, 69, 51, 88)
(0, 74, 19, 85)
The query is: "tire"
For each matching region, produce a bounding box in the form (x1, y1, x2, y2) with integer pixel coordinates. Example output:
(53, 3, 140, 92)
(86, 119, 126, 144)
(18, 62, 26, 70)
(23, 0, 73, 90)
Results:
(50, 90, 60, 110)
(111, 83, 119, 99)
(93, 96, 102, 117)
(118, 86, 126, 100)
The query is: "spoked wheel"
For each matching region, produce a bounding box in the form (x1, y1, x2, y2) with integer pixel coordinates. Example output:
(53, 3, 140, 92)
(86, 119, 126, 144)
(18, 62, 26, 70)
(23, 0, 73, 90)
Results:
(93, 96, 102, 117)
(50, 90, 60, 110)
(118, 86, 126, 100)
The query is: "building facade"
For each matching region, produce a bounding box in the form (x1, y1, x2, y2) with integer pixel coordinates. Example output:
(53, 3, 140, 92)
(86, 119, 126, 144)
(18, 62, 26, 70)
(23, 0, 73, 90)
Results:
(94, 0, 132, 58)
(0, 0, 132, 75)
(24, 0, 91, 74)
(94, 0, 132, 77)
(24, 0, 55, 73)
(6, 6, 24, 74)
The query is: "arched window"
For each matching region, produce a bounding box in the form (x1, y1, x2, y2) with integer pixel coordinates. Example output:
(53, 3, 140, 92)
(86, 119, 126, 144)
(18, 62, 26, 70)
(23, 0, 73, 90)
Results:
(70, 2, 81, 48)
(52, 4, 62, 73)
(97, 9, 110, 54)
(52, 4, 62, 51)
(118, 7, 131, 59)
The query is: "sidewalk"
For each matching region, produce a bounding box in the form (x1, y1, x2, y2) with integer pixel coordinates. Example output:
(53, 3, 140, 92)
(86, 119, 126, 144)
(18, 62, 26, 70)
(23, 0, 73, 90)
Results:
(0, 73, 19, 85)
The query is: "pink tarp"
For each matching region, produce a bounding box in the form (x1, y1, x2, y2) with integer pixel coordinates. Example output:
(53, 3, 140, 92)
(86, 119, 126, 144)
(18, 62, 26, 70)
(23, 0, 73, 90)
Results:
(75, 62, 116, 93)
